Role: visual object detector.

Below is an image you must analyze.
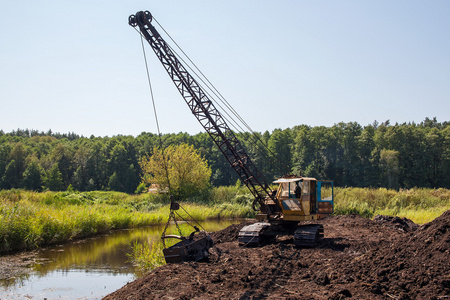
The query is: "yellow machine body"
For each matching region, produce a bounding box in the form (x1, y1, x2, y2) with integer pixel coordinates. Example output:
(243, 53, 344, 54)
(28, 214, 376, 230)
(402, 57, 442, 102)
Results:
(256, 177, 334, 222)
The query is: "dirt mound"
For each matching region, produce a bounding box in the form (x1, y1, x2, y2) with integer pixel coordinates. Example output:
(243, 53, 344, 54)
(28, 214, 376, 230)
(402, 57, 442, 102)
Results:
(209, 221, 255, 244)
(104, 211, 450, 300)
(335, 211, 449, 299)
(373, 214, 419, 232)
(415, 210, 450, 253)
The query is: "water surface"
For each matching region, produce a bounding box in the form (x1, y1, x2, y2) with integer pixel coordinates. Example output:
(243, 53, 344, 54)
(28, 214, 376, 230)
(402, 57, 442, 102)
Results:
(0, 219, 240, 299)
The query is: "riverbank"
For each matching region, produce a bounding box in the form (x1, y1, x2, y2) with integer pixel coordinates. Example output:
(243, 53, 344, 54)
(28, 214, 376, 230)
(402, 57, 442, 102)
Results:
(0, 250, 38, 284)
(1, 187, 449, 254)
(104, 211, 450, 299)
(124, 187, 450, 275)
(0, 189, 253, 254)
(0, 219, 241, 299)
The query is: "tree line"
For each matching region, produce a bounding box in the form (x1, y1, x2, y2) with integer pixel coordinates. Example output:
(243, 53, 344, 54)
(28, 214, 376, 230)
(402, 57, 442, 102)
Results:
(0, 117, 448, 193)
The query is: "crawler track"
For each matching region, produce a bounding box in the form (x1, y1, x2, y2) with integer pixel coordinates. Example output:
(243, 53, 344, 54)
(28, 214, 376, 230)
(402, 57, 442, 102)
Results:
(294, 224, 324, 247)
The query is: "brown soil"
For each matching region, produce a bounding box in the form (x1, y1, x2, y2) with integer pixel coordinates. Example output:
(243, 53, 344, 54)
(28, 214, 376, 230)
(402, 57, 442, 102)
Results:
(103, 211, 450, 300)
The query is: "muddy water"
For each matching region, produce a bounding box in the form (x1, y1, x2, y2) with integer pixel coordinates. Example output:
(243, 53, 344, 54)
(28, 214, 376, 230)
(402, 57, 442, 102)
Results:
(0, 219, 240, 300)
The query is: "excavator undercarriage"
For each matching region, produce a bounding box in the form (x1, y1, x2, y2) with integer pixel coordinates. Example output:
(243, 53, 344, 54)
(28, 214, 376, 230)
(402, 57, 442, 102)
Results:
(238, 222, 324, 247)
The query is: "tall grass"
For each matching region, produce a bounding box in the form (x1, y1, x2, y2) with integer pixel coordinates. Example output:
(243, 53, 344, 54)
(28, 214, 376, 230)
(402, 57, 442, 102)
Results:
(129, 223, 200, 275)
(334, 187, 450, 223)
(130, 240, 166, 276)
(1, 187, 448, 254)
(0, 189, 252, 253)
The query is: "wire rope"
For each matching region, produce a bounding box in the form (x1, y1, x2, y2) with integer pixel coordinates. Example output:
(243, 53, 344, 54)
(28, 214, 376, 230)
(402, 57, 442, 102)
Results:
(137, 30, 173, 196)
(153, 17, 291, 175)
(137, 28, 207, 238)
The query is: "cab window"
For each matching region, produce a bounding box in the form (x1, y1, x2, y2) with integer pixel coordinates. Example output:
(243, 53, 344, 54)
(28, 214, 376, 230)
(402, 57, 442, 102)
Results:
(279, 181, 302, 198)
(302, 180, 310, 195)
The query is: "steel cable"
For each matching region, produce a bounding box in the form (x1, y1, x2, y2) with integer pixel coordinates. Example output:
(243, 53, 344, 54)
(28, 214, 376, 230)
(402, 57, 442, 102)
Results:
(137, 30, 174, 196)
(152, 17, 291, 175)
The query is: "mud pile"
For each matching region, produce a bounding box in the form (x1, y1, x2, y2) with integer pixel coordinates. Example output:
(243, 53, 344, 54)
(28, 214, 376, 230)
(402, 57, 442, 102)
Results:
(373, 214, 419, 232)
(103, 211, 450, 300)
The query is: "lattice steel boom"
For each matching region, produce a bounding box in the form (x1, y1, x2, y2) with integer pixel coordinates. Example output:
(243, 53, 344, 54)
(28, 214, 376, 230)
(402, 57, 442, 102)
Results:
(129, 11, 274, 213)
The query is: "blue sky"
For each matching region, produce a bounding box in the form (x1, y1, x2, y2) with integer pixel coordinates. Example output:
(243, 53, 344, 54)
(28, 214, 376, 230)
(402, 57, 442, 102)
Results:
(1, 1, 449, 137)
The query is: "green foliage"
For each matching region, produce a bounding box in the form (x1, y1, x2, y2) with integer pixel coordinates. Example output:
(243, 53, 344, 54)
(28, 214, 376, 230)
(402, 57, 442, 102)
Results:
(66, 184, 75, 192)
(0, 189, 253, 253)
(108, 172, 120, 191)
(268, 128, 292, 177)
(129, 240, 166, 274)
(43, 163, 64, 191)
(334, 187, 450, 223)
(135, 182, 147, 194)
(22, 159, 43, 191)
(209, 185, 239, 204)
(0, 118, 449, 194)
(140, 144, 212, 198)
(2, 159, 19, 189)
(379, 149, 400, 189)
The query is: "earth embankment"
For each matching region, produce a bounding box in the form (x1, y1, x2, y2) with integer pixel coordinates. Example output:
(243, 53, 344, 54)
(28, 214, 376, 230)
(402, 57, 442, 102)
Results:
(103, 211, 450, 299)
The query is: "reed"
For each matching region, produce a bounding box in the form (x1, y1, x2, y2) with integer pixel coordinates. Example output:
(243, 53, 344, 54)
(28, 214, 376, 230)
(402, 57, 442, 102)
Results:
(334, 187, 450, 223)
(129, 223, 193, 275)
(130, 240, 166, 276)
(1, 187, 448, 253)
(0, 189, 252, 253)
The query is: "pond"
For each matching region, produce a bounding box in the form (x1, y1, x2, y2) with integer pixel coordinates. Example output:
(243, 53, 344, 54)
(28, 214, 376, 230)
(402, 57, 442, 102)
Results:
(0, 219, 241, 300)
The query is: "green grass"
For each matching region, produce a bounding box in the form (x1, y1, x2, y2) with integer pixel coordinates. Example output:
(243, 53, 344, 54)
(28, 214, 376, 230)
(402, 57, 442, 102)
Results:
(0, 189, 253, 253)
(128, 223, 193, 275)
(130, 240, 166, 276)
(1, 187, 448, 254)
(334, 187, 450, 224)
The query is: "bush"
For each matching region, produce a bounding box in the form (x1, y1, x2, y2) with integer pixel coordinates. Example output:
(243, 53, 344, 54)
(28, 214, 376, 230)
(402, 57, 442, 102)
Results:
(135, 183, 147, 194)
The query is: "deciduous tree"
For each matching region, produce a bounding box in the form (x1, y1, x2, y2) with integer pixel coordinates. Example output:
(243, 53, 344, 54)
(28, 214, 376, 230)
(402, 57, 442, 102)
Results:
(22, 159, 43, 191)
(43, 163, 64, 191)
(140, 144, 211, 198)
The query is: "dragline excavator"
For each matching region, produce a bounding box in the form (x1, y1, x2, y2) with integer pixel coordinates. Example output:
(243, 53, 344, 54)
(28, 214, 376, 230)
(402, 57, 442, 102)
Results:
(129, 11, 334, 250)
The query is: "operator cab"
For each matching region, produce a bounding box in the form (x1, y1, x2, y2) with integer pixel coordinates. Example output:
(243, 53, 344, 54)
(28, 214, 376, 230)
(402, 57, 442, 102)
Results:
(273, 177, 318, 219)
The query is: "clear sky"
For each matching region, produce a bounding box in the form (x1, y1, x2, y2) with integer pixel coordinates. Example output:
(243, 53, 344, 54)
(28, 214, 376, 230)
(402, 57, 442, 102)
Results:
(1, 1, 449, 137)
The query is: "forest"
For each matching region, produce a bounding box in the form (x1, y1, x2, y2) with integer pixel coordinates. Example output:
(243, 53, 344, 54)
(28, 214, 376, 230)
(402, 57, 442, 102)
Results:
(0, 117, 448, 193)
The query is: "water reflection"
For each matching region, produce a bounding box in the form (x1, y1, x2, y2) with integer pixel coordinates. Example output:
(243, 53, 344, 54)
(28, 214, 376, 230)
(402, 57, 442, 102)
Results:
(0, 219, 240, 299)
(34, 227, 160, 275)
